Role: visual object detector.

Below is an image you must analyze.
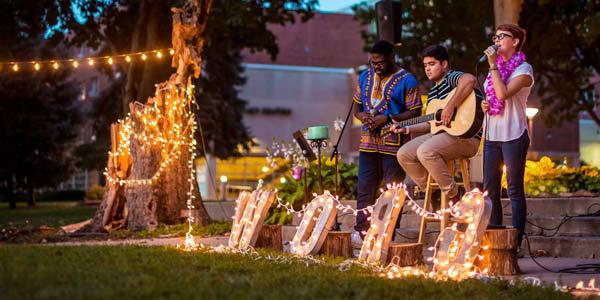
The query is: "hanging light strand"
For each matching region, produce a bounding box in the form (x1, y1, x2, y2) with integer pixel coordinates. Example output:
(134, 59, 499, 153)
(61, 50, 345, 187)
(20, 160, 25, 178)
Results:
(2, 48, 174, 72)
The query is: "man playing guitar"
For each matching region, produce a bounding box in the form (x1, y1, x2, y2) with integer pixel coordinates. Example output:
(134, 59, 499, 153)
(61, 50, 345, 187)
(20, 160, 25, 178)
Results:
(393, 45, 484, 206)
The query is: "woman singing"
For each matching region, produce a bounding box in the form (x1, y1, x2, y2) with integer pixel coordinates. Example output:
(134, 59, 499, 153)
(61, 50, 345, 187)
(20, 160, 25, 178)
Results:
(481, 24, 534, 248)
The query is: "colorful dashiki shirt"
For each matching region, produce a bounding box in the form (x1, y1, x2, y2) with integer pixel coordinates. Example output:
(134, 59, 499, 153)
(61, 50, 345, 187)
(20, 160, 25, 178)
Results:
(353, 67, 421, 155)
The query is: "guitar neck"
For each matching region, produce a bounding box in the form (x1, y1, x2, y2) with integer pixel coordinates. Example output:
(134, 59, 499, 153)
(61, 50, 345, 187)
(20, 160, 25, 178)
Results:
(380, 112, 436, 137)
(395, 113, 436, 127)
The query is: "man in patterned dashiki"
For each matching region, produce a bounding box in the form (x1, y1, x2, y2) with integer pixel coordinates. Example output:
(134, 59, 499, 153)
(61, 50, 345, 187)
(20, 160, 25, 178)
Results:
(351, 40, 422, 247)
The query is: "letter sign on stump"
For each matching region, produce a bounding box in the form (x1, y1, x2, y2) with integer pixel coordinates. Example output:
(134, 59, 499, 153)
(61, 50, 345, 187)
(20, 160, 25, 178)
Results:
(432, 191, 492, 279)
(358, 186, 405, 264)
(290, 191, 338, 256)
(228, 189, 275, 250)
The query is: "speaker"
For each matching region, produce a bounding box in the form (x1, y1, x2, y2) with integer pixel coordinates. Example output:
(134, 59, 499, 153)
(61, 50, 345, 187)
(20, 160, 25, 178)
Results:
(375, 0, 402, 45)
(293, 131, 317, 162)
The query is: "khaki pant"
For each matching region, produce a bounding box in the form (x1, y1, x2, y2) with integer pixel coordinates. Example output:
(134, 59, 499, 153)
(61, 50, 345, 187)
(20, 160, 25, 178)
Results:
(396, 133, 479, 197)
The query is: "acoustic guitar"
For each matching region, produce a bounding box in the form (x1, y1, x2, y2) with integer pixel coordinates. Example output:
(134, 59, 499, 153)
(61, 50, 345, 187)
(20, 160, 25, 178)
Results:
(380, 88, 483, 139)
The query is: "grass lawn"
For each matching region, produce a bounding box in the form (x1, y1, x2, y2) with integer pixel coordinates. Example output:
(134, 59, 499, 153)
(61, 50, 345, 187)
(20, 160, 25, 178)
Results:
(0, 245, 571, 300)
(0, 202, 96, 229)
(0, 201, 231, 243)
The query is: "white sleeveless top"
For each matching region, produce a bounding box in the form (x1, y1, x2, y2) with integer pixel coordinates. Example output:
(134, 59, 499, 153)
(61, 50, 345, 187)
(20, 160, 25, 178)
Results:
(484, 62, 534, 142)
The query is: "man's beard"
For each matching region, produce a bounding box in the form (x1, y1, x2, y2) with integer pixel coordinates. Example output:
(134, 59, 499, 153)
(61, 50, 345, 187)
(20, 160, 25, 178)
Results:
(375, 65, 392, 76)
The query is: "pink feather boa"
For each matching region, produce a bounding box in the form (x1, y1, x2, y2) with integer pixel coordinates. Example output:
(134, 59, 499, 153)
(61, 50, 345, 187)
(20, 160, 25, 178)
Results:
(485, 52, 527, 115)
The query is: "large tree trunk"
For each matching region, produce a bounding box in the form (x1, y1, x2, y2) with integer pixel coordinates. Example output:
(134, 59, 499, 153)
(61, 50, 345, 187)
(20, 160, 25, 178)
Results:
(122, 0, 149, 115)
(493, 0, 523, 26)
(78, 0, 212, 233)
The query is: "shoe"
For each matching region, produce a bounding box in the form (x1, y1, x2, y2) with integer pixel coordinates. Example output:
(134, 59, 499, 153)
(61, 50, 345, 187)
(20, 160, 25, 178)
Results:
(447, 191, 461, 205)
(351, 230, 363, 249)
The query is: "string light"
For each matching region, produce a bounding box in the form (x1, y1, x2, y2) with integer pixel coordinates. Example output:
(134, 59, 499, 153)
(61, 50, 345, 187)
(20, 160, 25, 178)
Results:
(228, 186, 275, 250)
(378, 190, 492, 282)
(104, 83, 196, 187)
(1, 48, 173, 73)
(290, 191, 337, 256)
(358, 184, 405, 264)
(100, 78, 200, 251)
(182, 187, 597, 297)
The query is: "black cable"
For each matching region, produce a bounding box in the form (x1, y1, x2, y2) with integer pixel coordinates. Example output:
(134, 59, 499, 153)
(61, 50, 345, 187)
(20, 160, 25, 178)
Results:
(525, 204, 600, 238)
(524, 233, 600, 274)
(588, 203, 600, 214)
(522, 203, 600, 274)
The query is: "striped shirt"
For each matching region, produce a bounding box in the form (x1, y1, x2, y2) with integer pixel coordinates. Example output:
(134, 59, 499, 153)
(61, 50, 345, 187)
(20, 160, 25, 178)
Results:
(427, 70, 484, 139)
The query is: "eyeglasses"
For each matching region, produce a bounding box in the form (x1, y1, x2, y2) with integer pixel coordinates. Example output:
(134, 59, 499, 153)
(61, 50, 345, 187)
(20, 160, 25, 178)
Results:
(491, 33, 514, 41)
(369, 59, 387, 67)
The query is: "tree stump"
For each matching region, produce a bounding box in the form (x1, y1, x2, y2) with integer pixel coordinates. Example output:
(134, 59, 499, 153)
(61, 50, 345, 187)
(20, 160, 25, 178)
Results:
(475, 228, 520, 275)
(386, 243, 423, 266)
(255, 224, 283, 251)
(76, 0, 213, 233)
(317, 231, 352, 257)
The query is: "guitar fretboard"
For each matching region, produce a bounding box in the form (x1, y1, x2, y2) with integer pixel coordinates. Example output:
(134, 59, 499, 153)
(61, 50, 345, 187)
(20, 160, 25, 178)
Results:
(380, 112, 437, 136)
(395, 113, 436, 128)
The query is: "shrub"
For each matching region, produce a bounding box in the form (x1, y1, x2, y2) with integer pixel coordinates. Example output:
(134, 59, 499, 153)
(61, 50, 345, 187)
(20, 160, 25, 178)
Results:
(502, 156, 600, 197)
(265, 159, 357, 225)
(85, 185, 105, 200)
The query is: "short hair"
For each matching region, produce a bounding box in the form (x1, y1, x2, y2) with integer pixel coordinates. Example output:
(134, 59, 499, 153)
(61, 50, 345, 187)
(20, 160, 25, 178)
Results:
(370, 40, 394, 56)
(496, 24, 527, 51)
(420, 45, 450, 64)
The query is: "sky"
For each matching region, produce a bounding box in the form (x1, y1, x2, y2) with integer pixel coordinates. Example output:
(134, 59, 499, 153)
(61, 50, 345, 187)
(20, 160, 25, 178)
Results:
(317, 0, 367, 13)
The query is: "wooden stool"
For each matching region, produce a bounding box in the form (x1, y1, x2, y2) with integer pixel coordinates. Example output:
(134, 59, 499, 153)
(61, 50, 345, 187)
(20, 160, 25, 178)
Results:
(418, 158, 471, 244)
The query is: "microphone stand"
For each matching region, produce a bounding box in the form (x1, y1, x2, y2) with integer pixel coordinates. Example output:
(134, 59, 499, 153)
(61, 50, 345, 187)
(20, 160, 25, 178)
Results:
(329, 99, 355, 231)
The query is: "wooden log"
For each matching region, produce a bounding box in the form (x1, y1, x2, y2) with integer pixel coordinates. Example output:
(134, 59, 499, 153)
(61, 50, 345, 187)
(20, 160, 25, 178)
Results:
(318, 231, 352, 257)
(386, 243, 423, 266)
(475, 228, 520, 275)
(255, 224, 283, 251)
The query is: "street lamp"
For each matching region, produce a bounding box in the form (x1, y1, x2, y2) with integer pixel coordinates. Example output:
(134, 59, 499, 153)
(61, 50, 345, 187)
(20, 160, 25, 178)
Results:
(526, 107, 539, 147)
(526, 107, 539, 119)
(219, 175, 228, 201)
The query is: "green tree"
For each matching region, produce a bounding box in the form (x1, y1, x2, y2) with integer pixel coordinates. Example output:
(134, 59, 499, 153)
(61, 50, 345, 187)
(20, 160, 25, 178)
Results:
(0, 1, 81, 208)
(43, 0, 318, 164)
(352, 1, 495, 82)
(519, 0, 600, 126)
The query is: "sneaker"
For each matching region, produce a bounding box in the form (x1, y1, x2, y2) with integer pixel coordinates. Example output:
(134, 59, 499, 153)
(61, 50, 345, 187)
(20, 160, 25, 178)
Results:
(351, 231, 363, 249)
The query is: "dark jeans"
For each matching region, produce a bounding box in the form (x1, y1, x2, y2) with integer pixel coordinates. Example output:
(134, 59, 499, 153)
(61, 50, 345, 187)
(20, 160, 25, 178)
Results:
(483, 131, 529, 245)
(355, 151, 405, 233)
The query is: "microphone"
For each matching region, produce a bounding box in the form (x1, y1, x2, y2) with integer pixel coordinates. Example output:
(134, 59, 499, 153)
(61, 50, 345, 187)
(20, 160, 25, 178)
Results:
(478, 45, 499, 63)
